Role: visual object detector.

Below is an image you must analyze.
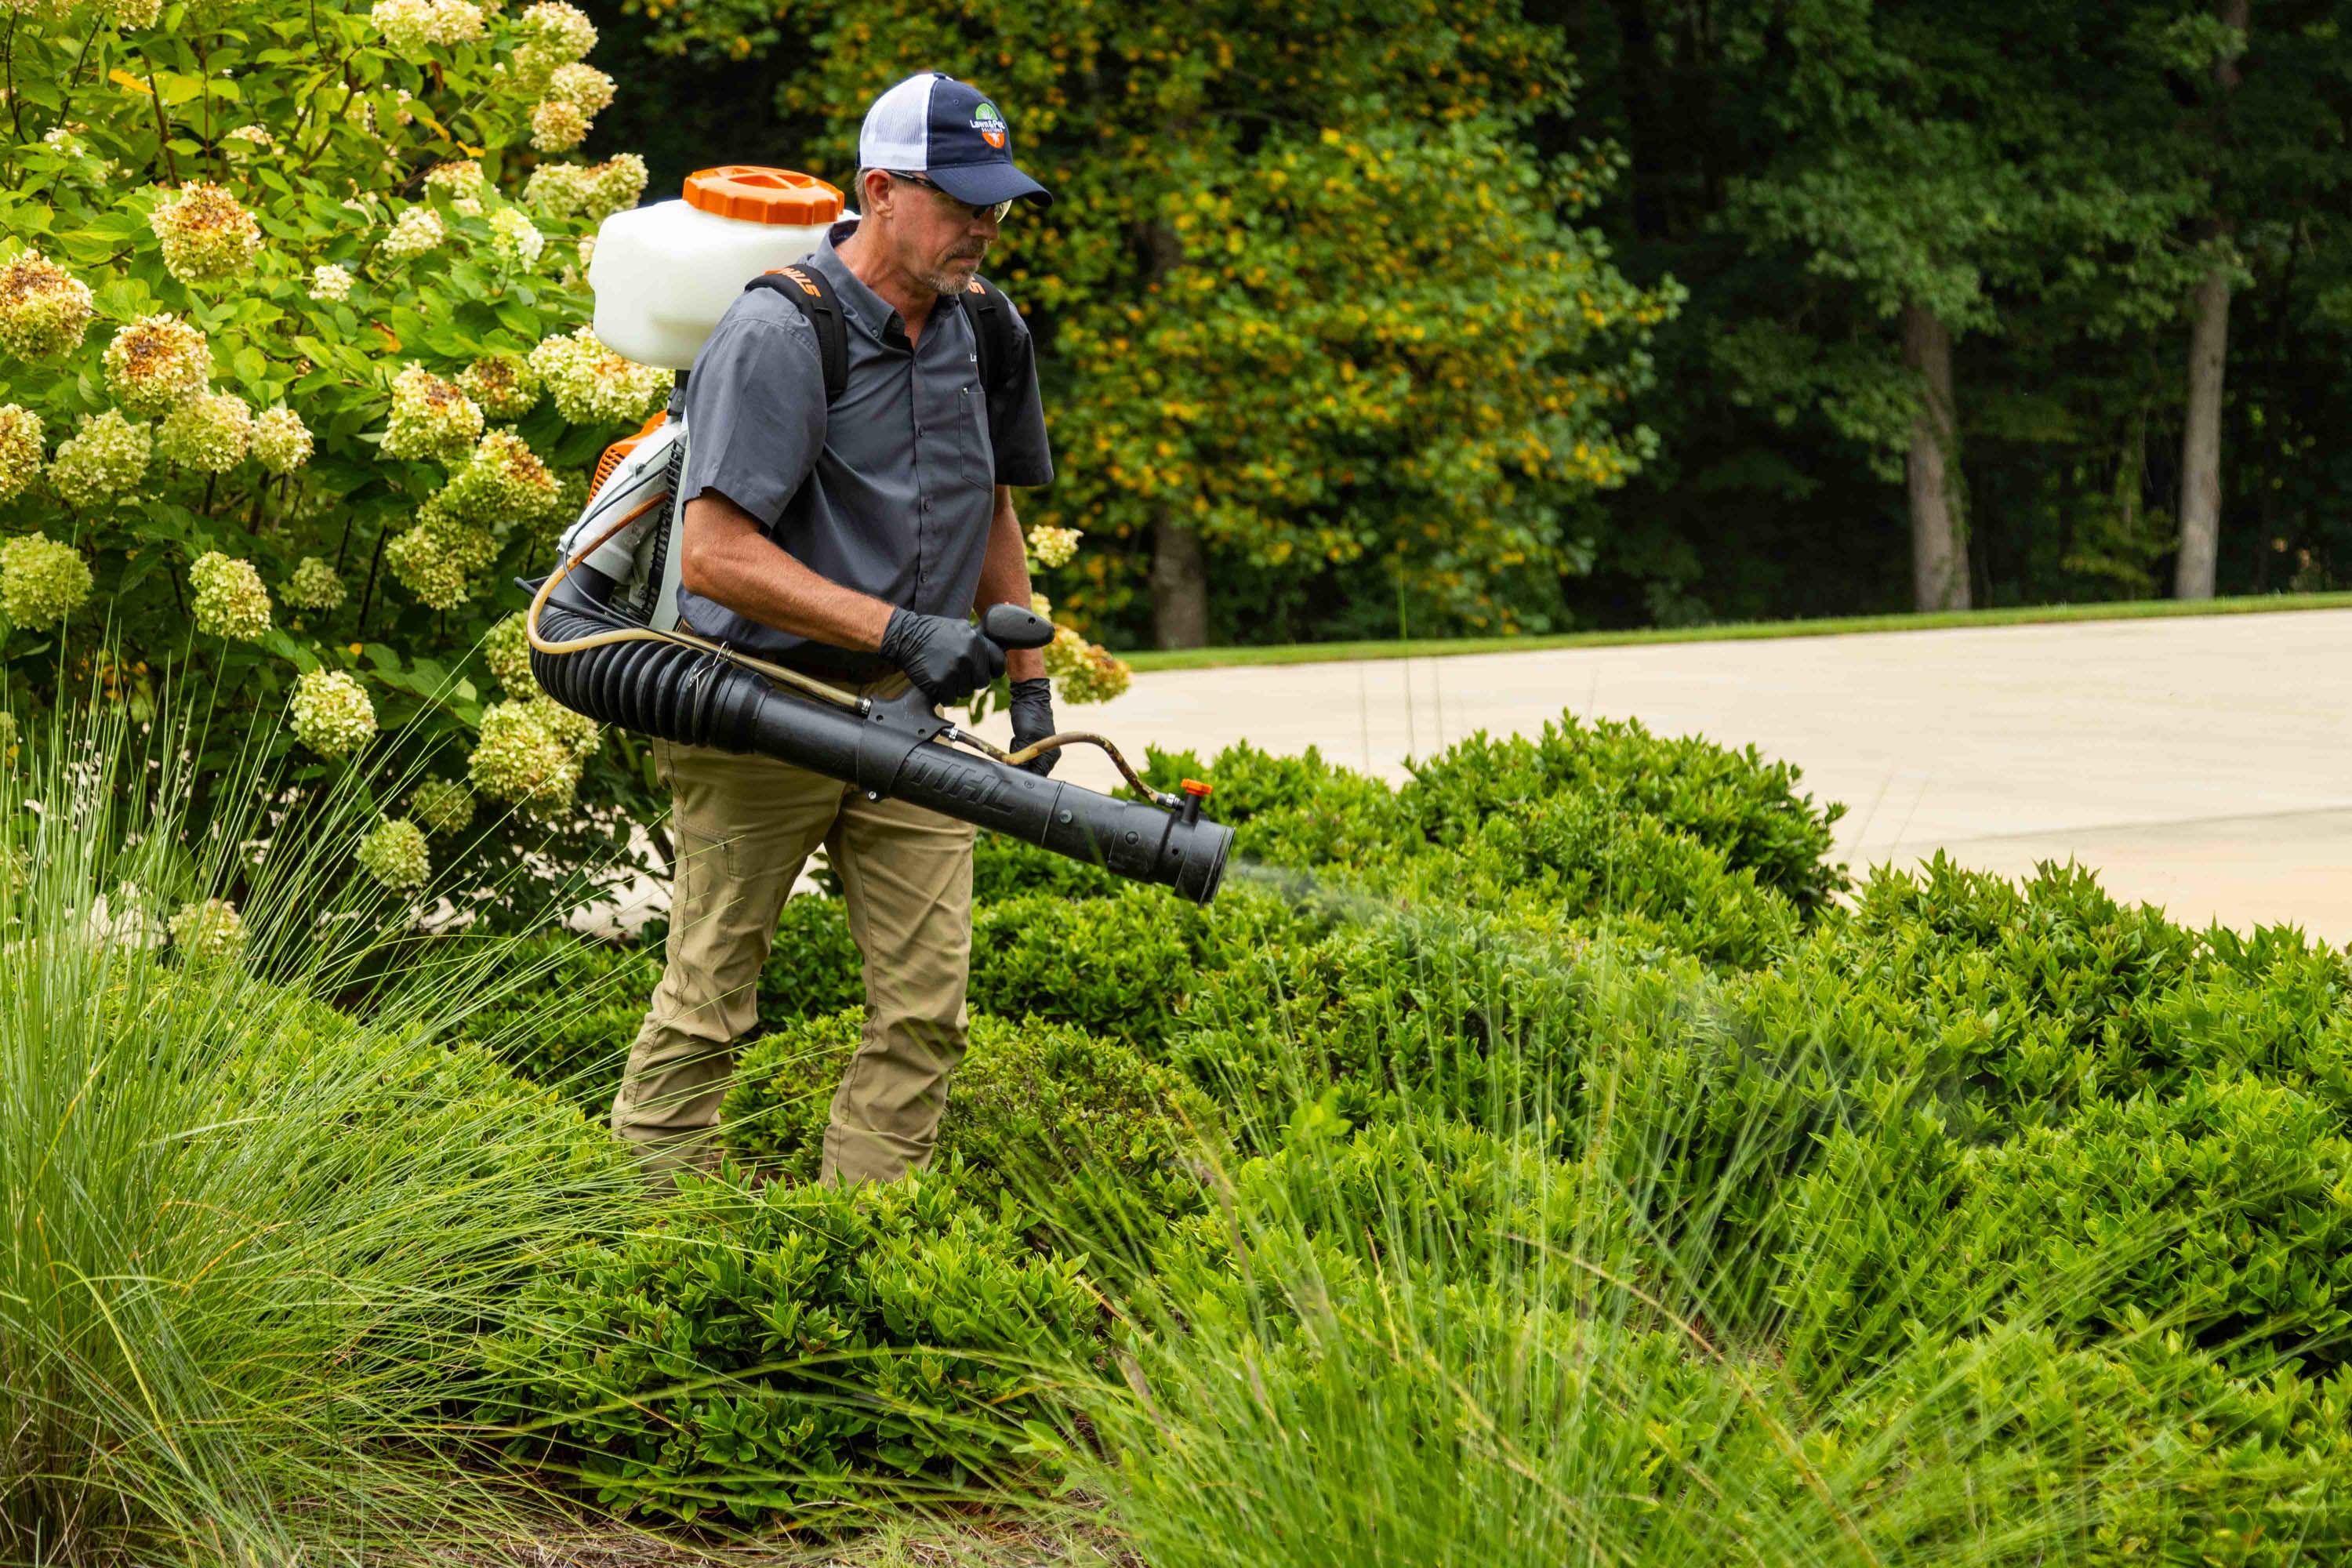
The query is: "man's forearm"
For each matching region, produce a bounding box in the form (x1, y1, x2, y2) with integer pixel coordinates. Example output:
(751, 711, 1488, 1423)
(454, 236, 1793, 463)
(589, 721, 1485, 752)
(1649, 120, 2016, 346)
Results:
(677, 490, 895, 653)
(975, 485, 1045, 684)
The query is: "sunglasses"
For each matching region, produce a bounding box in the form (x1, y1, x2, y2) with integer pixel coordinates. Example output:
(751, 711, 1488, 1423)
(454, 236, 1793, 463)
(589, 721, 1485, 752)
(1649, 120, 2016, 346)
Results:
(887, 171, 1013, 225)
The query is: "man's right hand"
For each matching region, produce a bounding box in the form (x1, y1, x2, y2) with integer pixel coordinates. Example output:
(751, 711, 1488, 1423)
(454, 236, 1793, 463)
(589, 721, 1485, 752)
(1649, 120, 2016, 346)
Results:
(878, 608, 1007, 706)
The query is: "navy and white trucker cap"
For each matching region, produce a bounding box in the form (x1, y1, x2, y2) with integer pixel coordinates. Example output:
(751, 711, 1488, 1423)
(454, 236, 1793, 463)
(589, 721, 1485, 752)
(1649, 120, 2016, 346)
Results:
(858, 72, 1054, 210)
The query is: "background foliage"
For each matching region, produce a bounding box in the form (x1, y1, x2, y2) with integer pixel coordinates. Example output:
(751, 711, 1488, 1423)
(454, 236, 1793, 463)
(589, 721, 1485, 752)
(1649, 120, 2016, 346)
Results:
(592, 0, 2352, 643)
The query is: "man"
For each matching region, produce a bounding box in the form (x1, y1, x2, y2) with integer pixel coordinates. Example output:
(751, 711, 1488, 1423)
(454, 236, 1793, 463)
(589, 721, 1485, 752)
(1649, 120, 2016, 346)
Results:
(608, 71, 1058, 1185)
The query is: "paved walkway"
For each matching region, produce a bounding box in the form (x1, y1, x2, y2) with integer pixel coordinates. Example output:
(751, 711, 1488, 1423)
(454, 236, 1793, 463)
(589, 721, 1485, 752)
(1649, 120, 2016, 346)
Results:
(964, 609, 2352, 942)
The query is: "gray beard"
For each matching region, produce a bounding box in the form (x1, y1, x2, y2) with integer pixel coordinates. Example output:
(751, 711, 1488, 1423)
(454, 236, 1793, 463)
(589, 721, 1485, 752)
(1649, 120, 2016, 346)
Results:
(924, 254, 985, 294)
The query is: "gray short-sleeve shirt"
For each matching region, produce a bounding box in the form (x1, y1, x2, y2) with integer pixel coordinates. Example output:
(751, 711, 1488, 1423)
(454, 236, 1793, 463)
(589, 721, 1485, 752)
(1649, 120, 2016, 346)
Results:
(671, 217, 1054, 678)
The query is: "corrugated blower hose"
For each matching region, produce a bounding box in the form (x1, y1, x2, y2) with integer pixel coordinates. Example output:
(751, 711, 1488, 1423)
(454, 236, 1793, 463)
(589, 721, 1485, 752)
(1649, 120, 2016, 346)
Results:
(521, 486, 1233, 904)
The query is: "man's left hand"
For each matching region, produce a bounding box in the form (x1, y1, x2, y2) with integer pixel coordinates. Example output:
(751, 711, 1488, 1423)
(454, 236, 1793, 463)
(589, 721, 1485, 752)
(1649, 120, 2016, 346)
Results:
(1008, 677, 1058, 777)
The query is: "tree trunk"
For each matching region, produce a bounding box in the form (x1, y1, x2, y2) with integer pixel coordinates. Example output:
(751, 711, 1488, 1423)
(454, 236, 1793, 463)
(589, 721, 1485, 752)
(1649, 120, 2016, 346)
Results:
(1150, 514, 1209, 648)
(1901, 302, 1969, 612)
(1137, 212, 1209, 648)
(2174, 266, 2231, 598)
(2173, 0, 2249, 601)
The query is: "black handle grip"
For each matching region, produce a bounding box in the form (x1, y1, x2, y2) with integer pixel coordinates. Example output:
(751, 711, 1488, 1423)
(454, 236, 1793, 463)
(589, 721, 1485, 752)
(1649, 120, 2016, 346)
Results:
(981, 602, 1055, 651)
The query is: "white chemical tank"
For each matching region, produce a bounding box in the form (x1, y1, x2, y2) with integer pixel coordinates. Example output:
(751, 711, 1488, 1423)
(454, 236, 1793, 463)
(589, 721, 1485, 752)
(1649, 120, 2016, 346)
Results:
(586, 165, 844, 370)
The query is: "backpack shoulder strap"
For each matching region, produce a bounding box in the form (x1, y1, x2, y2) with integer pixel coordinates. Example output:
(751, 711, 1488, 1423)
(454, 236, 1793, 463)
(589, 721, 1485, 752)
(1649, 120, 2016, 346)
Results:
(956, 276, 1019, 405)
(743, 266, 848, 404)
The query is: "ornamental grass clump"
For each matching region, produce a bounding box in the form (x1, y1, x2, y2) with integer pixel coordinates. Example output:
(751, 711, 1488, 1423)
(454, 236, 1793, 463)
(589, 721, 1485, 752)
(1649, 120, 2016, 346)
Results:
(0, 700, 646, 1565)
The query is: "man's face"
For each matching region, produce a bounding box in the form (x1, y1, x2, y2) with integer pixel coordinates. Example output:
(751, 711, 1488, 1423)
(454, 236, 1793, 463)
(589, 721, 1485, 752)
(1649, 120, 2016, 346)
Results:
(878, 174, 1003, 296)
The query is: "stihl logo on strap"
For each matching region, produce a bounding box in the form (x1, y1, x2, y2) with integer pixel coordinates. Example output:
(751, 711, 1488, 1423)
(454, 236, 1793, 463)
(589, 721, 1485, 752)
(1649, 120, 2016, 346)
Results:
(764, 266, 821, 298)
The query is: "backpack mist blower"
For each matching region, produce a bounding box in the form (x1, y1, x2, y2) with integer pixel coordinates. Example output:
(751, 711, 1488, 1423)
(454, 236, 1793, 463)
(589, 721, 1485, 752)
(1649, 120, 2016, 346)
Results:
(521, 165, 1232, 903)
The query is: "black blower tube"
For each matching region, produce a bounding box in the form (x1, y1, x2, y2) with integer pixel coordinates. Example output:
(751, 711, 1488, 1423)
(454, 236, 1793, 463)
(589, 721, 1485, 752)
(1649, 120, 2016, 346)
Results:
(528, 572, 1232, 903)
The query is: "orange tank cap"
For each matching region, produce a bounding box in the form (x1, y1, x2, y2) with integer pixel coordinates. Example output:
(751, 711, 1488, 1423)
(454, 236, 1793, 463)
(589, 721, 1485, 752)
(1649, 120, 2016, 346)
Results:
(681, 166, 844, 227)
(1181, 779, 1214, 797)
(586, 410, 668, 503)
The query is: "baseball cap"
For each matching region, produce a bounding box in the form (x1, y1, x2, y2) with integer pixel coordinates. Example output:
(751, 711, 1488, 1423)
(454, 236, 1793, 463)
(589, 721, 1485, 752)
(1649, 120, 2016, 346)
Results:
(858, 71, 1054, 211)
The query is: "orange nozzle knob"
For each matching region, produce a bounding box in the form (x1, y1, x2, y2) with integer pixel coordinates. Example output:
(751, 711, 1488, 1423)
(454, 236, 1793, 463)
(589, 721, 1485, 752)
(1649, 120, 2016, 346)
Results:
(1181, 779, 1213, 797)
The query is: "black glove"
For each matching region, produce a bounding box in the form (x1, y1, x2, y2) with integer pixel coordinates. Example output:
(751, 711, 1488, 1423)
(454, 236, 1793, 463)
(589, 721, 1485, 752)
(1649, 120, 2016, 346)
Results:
(878, 608, 1005, 706)
(1007, 677, 1058, 777)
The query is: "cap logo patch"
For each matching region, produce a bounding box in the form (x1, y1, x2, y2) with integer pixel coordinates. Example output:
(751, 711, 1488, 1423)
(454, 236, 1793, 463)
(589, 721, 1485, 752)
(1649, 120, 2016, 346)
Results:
(973, 101, 1008, 150)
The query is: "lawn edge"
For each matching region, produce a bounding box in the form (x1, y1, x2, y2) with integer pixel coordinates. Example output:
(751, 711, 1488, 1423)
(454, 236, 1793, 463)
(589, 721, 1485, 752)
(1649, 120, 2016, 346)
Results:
(1112, 591, 2352, 673)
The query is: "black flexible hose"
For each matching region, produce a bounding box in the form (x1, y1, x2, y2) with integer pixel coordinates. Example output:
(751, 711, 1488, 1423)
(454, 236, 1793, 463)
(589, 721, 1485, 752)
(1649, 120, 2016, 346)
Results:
(528, 571, 1232, 903)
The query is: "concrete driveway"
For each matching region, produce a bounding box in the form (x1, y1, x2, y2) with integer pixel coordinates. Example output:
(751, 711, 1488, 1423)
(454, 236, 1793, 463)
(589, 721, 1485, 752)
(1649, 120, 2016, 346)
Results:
(969, 608, 2352, 942)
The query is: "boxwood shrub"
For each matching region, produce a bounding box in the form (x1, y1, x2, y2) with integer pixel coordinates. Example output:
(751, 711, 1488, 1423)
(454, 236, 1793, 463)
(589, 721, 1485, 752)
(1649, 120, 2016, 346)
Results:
(478, 1172, 1096, 1526)
(1777, 1074, 2352, 1385)
(718, 1008, 1215, 1241)
(1399, 714, 1849, 916)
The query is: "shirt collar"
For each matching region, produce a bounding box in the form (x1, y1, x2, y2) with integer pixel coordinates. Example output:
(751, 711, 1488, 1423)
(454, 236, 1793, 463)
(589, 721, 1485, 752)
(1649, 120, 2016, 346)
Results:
(811, 217, 949, 349)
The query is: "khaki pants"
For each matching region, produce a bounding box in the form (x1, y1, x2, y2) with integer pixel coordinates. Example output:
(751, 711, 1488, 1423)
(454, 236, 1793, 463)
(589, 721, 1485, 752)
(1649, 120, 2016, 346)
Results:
(610, 683, 975, 1185)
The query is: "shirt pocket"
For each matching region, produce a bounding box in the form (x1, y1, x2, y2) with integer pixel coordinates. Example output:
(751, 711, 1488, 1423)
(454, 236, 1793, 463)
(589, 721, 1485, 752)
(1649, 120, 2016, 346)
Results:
(954, 379, 996, 492)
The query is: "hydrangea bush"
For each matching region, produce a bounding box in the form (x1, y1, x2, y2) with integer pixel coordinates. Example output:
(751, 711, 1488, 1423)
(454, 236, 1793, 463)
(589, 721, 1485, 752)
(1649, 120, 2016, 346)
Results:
(0, 0, 1122, 924)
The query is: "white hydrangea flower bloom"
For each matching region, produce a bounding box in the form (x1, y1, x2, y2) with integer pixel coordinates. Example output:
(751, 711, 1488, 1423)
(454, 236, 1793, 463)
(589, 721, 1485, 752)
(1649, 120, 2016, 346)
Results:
(583, 154, 648, 221)
(0, 534, 93, 629)
(309, 263, 355, 303)
(381, 363, 484, 461)
(102, 314, 209, 416)
(545, 62, 614, 114)
(470, 699, 579, 806)
(383, 516, 485, 608)
(481, 612, 535, 695)
(379, 205, 445, 261)
(423, 159, 488, 216)
(252, 405, 314, 475)
(188, 551, 271, 641)
(1026, 524, 1083, 570)
(356, 817, 431, 890)
(422, 0, 483, 43)
(0, 251, 96, 362)
(149, 183, 263, 285)
(282, 556, 346, 612)
(156, 390, 253, 473)
(0, 405, 43, 504)
(407, 778, 475, 838)
(290, 668, 376, 758)
(528, 99, 587, 153)
(48, 409, 151, 510)
(517, 0, 596, 60)
(168, 898, 246, 966)
(487, 206, 544, 269)
(369, 0, 434, 53)
(437, 429, 556, 523)
(523, 162, 589, 218)
(527, 695, 597, 760)
(457, 354, 539, 419)
(528, 328, 666, 426)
